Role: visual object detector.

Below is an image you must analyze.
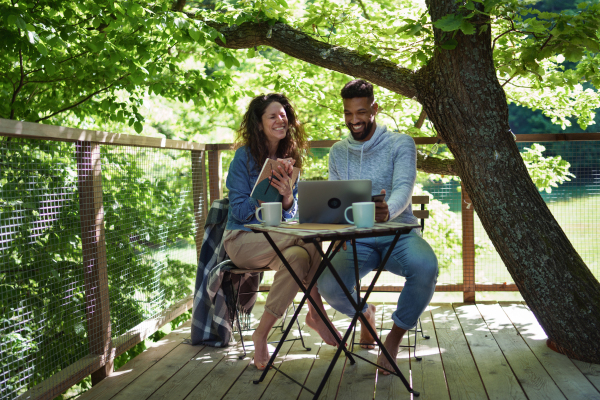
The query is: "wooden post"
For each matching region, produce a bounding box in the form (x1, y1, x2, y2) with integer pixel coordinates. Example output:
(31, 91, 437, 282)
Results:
(76, 141, 113, 385)
(461, 183, 476, 303)
(192, 150, 208, 261)
(208, 150, 222, 206)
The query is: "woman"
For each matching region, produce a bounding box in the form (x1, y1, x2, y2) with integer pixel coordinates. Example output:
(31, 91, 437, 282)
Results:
(223, 93, 340, 370)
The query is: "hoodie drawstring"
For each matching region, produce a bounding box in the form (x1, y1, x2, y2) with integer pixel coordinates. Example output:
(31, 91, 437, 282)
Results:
(346, 144, 365, 179)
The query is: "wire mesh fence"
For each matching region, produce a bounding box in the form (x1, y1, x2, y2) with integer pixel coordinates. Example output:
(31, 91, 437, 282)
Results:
(474, 141, 600, 284)
(101, 145, 197, 338)
(2, 131, 599, 400)
(214, 140, 600, 290)
(0, 137, 199, 400)
(1, 138, 88, 399)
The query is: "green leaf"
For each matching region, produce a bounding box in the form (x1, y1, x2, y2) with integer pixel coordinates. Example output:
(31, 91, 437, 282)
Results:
(130, 3, 144, 16)
(564, 47, 584, 62)
(45, 62, 56, 76)
(582, 38, 599, 53)
(134, 121, 143, 133)
(7, 14, 17, 27)
(416, 51, 428, 63)
(15, 16, 27, 31)
(460, 20, 475, 35)
(189, 27, 200, 41)
(27, 31, 39, 44)
(440, 38, 458, 50)
(434, 14, 464, 32)
(36, 42, 48, 56)
(248, 47, 256, 58)
(578, 2, 588, 9)
(224, 56, 233, 69)
(25, 23, 35, 32)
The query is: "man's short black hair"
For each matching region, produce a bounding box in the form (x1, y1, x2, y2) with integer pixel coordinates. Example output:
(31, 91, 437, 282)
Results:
(341, 79, 374, 103)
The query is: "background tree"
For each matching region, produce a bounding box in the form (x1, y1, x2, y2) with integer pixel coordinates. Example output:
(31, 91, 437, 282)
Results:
(2, 0, 600, 363)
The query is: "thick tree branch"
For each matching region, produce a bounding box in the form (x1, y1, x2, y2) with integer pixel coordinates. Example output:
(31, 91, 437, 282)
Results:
(417, 153, 456, 176)
(173, 0, 186, 12)
(415, 108, 427, 129)
(199, 19, 418, 99)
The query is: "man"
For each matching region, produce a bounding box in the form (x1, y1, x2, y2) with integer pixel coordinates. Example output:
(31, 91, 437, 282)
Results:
(317, 79, 438, 374)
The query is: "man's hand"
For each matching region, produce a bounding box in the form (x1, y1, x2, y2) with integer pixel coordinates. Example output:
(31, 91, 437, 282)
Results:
(374, 189, 390, 222)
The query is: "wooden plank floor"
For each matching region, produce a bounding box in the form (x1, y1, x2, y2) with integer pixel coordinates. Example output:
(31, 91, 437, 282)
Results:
(79, 302, 600, 400)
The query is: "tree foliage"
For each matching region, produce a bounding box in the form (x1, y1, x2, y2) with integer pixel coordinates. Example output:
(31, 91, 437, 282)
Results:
(3, 0, 599, 137)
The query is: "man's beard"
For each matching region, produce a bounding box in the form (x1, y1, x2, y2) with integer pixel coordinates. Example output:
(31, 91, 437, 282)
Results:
(346, 120, 374, 141)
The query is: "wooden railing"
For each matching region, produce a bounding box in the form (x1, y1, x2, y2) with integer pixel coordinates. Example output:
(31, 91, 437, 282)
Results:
(2, 117, 599, 400)
(204, 132, 600, 303)
(1, 119, 207, 400)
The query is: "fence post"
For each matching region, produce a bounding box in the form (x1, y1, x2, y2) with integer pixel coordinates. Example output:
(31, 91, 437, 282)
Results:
(192, 150, 208, 261)
(461, 183, 476, 303)
(76, 141, 113, 385)
(208, 149, 222, 206)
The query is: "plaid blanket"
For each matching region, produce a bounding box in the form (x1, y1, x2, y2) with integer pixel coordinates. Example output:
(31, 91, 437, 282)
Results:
(190, 198, 261, 346)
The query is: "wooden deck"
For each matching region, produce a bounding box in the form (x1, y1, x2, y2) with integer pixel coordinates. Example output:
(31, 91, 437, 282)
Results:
(78, 302, 600, 400)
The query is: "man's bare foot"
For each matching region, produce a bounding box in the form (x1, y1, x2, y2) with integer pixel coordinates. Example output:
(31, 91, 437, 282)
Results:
(251, 330, 271, 370)
(360, 304, 378, 349)
(306, 308, 343, 347)
(377, 324, 407, 375)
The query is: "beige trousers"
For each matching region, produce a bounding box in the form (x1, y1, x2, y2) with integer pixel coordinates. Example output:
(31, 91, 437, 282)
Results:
(223, 229, 321, 318)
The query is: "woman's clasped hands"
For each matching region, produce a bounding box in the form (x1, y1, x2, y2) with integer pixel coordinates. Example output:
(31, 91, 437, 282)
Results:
(268, 158, 295, 208)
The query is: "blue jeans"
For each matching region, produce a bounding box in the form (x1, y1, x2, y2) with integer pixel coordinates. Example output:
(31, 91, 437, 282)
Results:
(317, 230, 438, 330)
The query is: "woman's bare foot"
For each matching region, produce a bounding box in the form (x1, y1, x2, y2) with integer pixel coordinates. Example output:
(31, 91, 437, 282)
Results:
(360, 304, 378, 349)
(251, 330, 271, 370)
(377, 324, 407, 375)
(306, 308, 343, 347)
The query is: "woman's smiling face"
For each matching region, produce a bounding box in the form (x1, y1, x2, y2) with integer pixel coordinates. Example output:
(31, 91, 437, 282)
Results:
(260, 102, 288, 145)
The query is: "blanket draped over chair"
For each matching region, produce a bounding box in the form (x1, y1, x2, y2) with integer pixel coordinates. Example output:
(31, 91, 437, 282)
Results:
(190, 198, 261, 346)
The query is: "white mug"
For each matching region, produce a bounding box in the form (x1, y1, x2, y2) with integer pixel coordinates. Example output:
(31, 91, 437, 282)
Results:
(255, 202, 282, 226)
(344, 202, 375, 228)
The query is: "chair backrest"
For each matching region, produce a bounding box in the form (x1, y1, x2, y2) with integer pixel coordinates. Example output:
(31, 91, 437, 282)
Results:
(412, 195, 429, 231)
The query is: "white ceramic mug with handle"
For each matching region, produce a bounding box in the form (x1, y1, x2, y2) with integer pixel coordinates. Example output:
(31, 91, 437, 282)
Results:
(344, 202, 375, 228)
(255, 202, 282, 226)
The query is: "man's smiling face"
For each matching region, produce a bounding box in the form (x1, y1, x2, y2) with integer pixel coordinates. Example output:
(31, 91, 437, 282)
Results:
(343, 97, 378, 141)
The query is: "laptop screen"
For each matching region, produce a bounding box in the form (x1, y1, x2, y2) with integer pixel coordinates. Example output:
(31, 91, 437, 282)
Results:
(297, 180, 372, 224)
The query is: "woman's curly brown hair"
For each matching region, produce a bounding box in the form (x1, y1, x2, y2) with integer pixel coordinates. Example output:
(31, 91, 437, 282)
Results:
(235, 93, 308, 171)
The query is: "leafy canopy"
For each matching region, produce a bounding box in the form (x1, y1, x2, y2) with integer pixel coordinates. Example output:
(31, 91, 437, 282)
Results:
(2, 0, 600, 135)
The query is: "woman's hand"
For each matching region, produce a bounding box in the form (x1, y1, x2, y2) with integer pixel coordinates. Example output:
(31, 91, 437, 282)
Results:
(269, 164, 294, 210)
(276, 158, 295, 176)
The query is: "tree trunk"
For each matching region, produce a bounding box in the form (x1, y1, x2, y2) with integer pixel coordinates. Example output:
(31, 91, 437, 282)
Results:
(208, 0, 600, 363)
(417, 0, 600, 363)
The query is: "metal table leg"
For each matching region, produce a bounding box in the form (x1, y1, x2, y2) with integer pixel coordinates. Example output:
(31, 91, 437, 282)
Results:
(313, 232, 420, 397)
(252, 233, 356, 389)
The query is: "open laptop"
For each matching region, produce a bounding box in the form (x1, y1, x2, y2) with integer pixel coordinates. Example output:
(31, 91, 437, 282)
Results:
(298, 180, 372, 224)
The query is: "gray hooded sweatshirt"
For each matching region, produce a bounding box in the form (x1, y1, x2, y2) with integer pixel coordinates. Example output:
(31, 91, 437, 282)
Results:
(329, 124, 418, 226)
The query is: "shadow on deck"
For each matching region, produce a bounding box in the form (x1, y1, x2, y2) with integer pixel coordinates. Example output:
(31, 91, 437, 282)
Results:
(78, 302, 600, 400)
